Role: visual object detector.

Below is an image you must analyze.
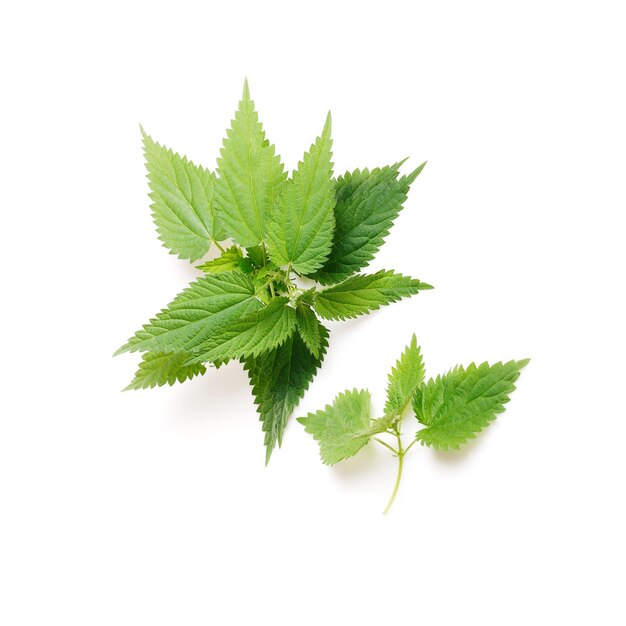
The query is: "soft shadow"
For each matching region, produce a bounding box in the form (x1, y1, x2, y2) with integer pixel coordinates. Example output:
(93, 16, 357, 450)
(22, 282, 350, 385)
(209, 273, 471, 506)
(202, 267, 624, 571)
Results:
(167, 360, 251, 425)
(331, 444, 384, 482)
(432, 426, 494, 464)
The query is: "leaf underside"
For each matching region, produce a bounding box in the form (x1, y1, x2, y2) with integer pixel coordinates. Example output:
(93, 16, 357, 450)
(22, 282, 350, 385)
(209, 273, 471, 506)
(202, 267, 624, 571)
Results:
(297, 389, 372, 465)
(245, 325, 330, 463)
(413, 359, 530, 450)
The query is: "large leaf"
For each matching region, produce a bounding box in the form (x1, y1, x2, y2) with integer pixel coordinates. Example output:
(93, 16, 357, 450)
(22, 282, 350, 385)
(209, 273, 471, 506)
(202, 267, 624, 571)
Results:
(244, 325, 329, 464)
(413, 359, 530, 450)
(124, 352, 206, 391)
(115, 271, 261, 355)
(215, 80, 286, 247)
(184, 298, 297, 364)
(266, 114, 335, 274)
(313, 270, 430, 320)
(312, 161, 426, 284)
(384, 334, 425, 416)
(141, 128, 225, 261)
(297, 389, 372, 465)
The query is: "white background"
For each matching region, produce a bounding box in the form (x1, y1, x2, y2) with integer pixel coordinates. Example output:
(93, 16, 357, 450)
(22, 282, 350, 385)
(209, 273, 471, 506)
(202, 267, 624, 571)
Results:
(1, 1, 625, 624)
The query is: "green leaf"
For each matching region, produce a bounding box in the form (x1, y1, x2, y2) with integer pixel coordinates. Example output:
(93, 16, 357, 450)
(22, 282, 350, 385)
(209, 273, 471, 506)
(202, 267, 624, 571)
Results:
(384, 334, 425, 416)
(196, 246, 252, 274)
(266, 114, 335, 274)
(244, 325, 329, 464)
(184, 298, 297, 364)
(215, 80, 286, 247)
(295, 302, 323, 358)
(123, 352, 206, 391)
(141, 128, 224, 261)
(413, 359, 530, 450)
(312, 161, 426, 284)
(245, 245, 267, 268)
(313, 270, 429, 320)
(297, 389, 372, 465)
(115, 271, 262, 355)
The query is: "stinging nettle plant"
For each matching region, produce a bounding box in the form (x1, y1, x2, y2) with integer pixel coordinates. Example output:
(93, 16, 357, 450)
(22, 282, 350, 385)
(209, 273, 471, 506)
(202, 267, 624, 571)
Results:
(299, 336, 529, 513)
(115, 80, 432, 463)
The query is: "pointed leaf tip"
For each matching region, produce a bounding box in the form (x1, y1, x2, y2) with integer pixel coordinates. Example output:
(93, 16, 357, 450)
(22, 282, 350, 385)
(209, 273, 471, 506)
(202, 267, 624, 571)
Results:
(406, 161, 427, 183)
(242, 78, 250, 99)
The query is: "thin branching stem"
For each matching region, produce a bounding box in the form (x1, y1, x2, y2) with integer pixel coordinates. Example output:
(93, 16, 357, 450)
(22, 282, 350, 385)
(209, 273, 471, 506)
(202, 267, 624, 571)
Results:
(383, 423, 406, 515)
(373, 437, 398, 455)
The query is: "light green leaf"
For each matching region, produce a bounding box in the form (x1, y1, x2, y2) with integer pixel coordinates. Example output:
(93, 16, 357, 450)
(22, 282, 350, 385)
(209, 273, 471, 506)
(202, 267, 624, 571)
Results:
(266, 114, 335, 274)
(384, 334, 425, 416)
(141, 128, 224, 261)
(313, 270, 429, 320)
(196, 246, 252, 274)
(123, 352, 206, 391)
(115, 271, 262, 355)
(185, 298, 297, 364)
(215, 80, 286, 247)
(244, 324, 329, 464)
(413, 359, 530, 450)
(297, 389, 372, 465)
(295, 302, 323, 358)
(312, 161, 426, 284)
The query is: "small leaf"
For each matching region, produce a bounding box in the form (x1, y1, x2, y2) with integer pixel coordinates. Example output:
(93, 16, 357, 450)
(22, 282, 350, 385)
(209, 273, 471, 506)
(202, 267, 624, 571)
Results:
(313, 270, 428, 320)
(185, 298, 297, 364)
(266, 113, 335, 274)
(384, 334, 425, 416)
(196, 246, 252, 274)
(413, 359, 530, 450)
(312, 161, 426, 284)
(141, 128, 224, 261)
(295, 302, 323, 358)
(297, 389, 372, 465)
(115, 271, 261, 356)
(215, 80, 286, 247)
(244, 325, 329, 463)
(245, 245, 267, 268)
(124, 352, 206, 390)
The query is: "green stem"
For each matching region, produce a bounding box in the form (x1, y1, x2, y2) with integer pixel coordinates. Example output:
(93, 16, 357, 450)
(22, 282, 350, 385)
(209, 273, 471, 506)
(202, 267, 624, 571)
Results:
(383, 426, 405, 515)
(212, 239, 225, 253)
(383, 451, 403, 515)
(373, 437, 398, 455)
(403, 439, 417, 455)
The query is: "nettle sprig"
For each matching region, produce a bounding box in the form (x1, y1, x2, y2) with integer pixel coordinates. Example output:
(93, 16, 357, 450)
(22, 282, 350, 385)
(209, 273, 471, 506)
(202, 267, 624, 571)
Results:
(115, 80, 431, 463)
(298, 336, 529, 513)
